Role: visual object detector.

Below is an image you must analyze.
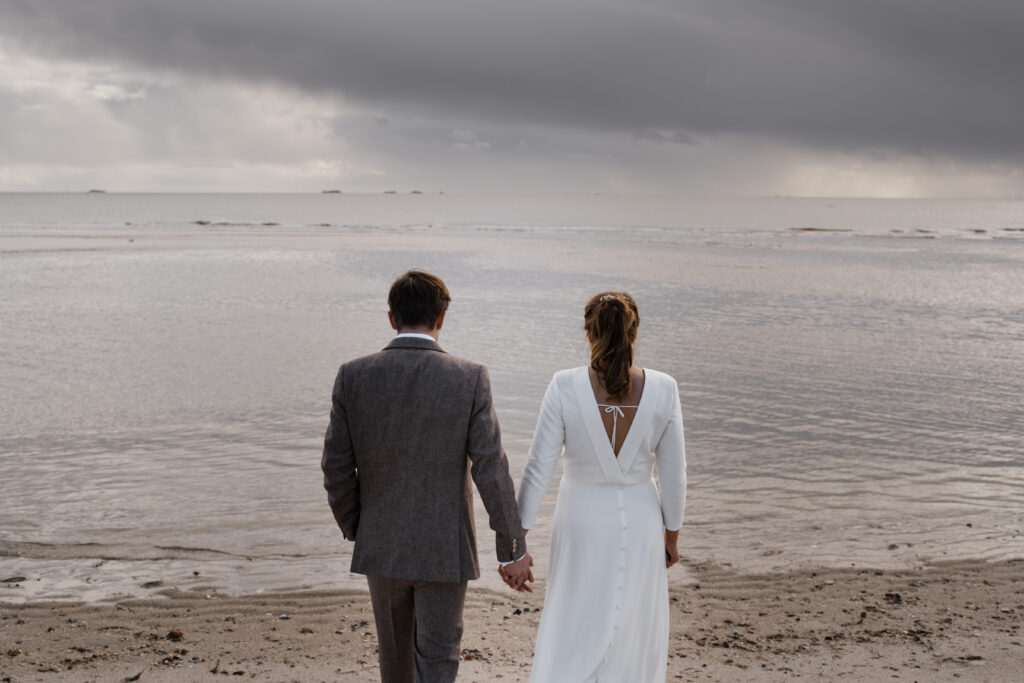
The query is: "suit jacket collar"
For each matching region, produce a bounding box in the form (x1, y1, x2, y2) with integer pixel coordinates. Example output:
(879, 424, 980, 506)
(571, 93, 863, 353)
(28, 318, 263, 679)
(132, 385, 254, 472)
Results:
(383, 336, 447, 353)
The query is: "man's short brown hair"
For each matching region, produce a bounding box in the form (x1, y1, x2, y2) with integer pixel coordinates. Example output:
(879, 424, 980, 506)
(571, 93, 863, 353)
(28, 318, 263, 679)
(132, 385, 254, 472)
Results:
(388, 270, 451, 330)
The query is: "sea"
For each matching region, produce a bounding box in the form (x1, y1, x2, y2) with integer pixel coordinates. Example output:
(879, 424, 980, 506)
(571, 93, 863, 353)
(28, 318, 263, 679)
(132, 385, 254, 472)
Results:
(1, 193, 1022, 603)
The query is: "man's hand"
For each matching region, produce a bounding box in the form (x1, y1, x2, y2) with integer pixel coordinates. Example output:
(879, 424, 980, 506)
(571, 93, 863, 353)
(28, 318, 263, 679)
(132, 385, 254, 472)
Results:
(499, 552, 534, 593)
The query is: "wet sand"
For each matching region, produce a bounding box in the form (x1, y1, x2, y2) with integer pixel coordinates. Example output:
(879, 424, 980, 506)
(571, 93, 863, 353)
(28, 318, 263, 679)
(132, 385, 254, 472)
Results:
(3, 558, 1021, 682)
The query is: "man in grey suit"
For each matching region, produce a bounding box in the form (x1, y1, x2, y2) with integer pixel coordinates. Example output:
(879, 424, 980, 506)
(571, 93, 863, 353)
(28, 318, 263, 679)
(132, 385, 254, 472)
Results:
(322, 270, 534, 683)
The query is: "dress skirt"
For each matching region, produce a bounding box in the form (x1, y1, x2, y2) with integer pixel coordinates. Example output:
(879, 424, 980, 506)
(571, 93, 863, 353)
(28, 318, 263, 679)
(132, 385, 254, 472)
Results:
(529, 477, 669, 683)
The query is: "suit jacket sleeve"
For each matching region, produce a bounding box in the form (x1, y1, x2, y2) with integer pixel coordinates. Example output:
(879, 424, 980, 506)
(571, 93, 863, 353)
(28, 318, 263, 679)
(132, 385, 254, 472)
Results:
(467, 365, 527, 563)
(322, 365, 360, 541)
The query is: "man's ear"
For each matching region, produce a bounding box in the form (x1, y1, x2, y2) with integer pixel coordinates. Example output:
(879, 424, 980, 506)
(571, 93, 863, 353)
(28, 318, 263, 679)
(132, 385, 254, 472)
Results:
(434, 310, 446, 332)
(388, 311, 398, 331)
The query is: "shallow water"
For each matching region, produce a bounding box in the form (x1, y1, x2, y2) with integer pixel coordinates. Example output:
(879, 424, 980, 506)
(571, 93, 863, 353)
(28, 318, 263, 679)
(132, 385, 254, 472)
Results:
(1, 193, 1022, 602)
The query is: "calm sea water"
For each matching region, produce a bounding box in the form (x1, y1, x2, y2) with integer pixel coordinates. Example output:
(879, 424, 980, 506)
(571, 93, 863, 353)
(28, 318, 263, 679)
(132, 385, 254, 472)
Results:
(1, 193, 1022, 602)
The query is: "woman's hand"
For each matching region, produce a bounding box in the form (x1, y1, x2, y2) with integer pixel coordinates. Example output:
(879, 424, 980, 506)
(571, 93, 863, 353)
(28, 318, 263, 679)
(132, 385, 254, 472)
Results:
(664, 528, 680, 568)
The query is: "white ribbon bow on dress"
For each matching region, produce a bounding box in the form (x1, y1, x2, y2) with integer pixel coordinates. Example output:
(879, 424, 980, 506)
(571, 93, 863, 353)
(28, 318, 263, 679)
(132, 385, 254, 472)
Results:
(598, 403, 638, 446)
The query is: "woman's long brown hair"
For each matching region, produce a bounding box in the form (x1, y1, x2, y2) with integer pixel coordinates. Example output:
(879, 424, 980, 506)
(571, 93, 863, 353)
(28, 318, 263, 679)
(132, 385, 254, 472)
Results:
(584, 292, 639, 403)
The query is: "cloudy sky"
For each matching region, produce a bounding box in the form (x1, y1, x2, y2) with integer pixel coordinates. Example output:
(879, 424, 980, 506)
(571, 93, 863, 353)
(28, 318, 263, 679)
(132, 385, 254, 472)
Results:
(1, 0, 1022, 196)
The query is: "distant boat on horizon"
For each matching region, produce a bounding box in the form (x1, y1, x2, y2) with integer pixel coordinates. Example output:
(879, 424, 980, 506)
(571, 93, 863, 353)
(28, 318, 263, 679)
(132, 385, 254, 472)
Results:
(86, 189, 106, 193)
(321, 189, 342, 194)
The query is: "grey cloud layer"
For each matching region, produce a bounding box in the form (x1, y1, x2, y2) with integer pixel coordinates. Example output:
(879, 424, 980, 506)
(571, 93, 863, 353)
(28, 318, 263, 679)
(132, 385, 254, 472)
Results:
(2, 0, 1022, 159)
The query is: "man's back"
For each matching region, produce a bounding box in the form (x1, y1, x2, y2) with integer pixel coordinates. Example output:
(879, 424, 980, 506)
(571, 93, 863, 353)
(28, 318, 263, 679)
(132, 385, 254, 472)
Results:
(323, 335, 523, 583)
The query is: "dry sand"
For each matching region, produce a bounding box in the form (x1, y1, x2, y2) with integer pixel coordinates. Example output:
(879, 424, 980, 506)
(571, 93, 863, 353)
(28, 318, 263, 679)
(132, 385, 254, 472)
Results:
(2, 558, 1022, 682)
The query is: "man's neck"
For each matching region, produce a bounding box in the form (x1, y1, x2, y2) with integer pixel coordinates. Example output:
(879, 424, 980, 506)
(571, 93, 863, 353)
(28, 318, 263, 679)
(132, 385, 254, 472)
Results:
(395, 328, 439, 341)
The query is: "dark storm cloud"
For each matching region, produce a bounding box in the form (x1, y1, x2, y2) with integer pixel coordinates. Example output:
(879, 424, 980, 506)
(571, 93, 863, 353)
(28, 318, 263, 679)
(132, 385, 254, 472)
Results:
(1, 0, 1022, 159)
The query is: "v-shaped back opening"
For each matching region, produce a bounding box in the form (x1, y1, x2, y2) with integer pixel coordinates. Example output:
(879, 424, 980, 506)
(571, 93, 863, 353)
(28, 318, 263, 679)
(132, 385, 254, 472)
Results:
(588, 368, 647, 457)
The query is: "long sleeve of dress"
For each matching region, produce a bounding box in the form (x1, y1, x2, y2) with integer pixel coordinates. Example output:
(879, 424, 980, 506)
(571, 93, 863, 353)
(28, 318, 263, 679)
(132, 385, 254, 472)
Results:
(517, 376, 566, 530)
(655, 379, 687, 531)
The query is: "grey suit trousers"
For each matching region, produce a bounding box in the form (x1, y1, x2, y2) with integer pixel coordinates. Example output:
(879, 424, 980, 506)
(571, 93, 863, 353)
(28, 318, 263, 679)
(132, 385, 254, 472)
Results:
(366, 576, 468, 683)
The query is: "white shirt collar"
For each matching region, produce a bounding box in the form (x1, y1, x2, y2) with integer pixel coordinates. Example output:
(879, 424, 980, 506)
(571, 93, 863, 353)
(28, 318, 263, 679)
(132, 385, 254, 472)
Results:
(394, 332, 437, 342)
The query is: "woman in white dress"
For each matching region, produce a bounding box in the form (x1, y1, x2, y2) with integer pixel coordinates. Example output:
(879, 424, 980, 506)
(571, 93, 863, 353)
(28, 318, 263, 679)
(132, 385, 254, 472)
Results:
(514, 292, 686, 683)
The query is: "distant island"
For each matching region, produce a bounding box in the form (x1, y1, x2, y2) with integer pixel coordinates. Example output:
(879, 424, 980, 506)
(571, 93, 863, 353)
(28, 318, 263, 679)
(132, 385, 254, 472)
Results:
(86, 189, 106, 193)
(321, 190, 342, 194)
(383, 190, 397, 194)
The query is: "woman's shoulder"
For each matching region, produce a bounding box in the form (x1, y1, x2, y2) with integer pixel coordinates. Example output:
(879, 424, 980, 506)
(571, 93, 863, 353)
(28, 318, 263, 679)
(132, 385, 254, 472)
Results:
(546, 366, 587, 395)
(551, 366, 587, 381)
(642, 367, 680, 392)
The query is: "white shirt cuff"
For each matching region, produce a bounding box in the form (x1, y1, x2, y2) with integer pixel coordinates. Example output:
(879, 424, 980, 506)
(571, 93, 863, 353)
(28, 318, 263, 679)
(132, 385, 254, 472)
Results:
(500, 553, 526, 567)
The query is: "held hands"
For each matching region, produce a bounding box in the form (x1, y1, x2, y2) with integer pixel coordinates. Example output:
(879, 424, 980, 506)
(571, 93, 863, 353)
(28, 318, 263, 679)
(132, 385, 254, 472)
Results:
(499, 551, 535, 593)
(665, 528, 680, 569)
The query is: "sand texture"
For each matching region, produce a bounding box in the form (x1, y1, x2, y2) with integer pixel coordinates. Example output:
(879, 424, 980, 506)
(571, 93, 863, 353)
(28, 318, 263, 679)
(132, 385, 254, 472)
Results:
(2, 559, 1022, 682)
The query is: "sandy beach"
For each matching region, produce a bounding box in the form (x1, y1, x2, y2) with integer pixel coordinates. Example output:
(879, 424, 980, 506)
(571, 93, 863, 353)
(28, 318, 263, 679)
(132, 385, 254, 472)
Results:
(3, 558, 1021, 682)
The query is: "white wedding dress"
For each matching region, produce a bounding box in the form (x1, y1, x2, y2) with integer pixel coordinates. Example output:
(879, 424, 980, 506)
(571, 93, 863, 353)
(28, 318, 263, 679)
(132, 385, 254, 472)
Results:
(518, 366, 687, 683)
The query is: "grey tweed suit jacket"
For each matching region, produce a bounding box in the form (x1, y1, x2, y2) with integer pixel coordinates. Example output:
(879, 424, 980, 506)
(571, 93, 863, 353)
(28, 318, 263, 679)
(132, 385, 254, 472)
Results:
(322, 336, 527, 583)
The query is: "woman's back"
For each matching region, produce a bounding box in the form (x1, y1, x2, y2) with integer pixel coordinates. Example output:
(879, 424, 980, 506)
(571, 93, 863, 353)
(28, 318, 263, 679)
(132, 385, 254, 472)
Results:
(590, 365, 646, 455)
(518, 365, 685, 529)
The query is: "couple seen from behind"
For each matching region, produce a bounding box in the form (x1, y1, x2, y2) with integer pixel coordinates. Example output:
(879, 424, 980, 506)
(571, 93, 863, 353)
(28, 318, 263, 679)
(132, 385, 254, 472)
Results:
(322, 270, 687, 683)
